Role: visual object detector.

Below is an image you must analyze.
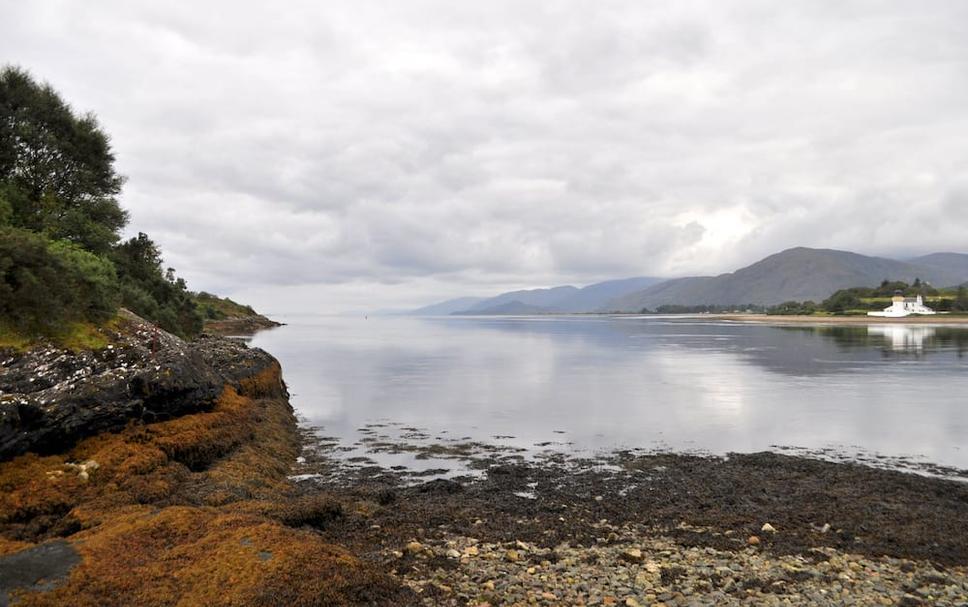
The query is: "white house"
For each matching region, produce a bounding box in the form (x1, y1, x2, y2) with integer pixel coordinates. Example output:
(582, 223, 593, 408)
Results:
(867, 293, 936, 318)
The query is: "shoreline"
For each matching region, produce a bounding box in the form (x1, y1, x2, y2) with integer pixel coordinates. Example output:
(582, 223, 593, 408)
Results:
(703, 313, 968, 325)
(294, 435, 968, 606)
(4, 321, 968, 605)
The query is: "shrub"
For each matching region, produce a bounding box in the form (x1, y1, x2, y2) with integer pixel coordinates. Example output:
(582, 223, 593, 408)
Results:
(49, 240, 120, 323)
(0, 226, 119, 332)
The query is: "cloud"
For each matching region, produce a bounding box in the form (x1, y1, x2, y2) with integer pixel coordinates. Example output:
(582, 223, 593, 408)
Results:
(2, 0, 967, 311)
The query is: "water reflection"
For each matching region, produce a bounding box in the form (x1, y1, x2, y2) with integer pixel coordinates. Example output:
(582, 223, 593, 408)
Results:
(868, 325, 936, 352)
(249, 315, 968, 472)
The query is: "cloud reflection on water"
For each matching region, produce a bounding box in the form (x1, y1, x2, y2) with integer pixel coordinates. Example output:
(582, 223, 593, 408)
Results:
(250, 316, 968, 471)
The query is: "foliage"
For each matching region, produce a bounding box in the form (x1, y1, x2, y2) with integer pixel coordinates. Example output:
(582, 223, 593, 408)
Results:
(764, 280, 968, 315)
(0, 66, 127, 254)
(766, 300, 820, 315)
(0, 189, 11, 226)
(112, 233, 203, 338)
(0, 226, 119, 333)
(955, 286, 968, 312)
(195, 292, 257, 320)
(643, 304, 766, 314)
(0, 67, 225, 341)
(821, 290, 862, 314)
(48, 239, 121, 323)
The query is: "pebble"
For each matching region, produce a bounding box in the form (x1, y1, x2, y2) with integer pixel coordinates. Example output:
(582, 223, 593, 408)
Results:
(621, 548, 644, 563)
(394, 524, 968, 607)
(405, 541, 423, 554)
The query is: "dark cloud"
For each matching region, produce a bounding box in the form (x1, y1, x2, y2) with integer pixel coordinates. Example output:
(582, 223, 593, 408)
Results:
(2, 1, 967, 311)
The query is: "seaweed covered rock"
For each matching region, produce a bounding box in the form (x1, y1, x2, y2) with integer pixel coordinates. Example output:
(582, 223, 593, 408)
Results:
(0, 309, 282, 460)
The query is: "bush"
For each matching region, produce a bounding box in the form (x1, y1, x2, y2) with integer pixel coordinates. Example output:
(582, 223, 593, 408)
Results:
(0, 226, 119, 332)
(49, 239, 121, 323)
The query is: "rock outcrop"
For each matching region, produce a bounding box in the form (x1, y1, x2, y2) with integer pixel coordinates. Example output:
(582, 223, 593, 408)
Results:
(202, 314, 282, 336)
(0, 310, 282, 461)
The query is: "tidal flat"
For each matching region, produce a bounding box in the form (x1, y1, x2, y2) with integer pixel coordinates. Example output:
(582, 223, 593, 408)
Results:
(289, 428, 968, 606)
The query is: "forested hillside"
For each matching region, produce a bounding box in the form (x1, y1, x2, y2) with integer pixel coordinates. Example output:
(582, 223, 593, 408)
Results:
(2, 67, 215, 340)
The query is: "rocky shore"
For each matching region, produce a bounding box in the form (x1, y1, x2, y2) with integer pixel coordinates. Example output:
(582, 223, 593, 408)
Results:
(0, 310, 278, 460)
(292, 436, 968, 606)
(2, 314, 967, 606)
(0, 312, 406, 606)
(203, 313, 283, 336)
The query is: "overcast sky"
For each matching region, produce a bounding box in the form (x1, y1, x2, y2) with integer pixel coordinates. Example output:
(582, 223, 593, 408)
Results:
(3, 1, 967, 313)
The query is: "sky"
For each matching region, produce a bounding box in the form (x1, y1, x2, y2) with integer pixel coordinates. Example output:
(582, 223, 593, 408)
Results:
(2, 1, 968, 313)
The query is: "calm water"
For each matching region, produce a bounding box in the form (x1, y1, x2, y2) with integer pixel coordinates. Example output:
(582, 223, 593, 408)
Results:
(249, 315, 968, 475)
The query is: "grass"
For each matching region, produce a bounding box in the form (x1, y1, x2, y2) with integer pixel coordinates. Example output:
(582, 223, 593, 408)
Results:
(0, 320, 115, 352)
(195, 292, 258, 320)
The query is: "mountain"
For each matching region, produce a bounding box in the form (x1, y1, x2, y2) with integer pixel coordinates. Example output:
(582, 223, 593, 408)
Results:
(410, 296, 487, 316)
(608, 247, 968, 312)
(553, 277, 663, 312)
(909, 253, 968, 278)
(463, 285, 580, 312)
(410, 277, 661, 315)
(452, 300, 552, 315)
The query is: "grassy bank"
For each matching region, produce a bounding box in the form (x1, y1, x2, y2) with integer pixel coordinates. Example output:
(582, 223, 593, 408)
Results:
(0, 319, 121, 352)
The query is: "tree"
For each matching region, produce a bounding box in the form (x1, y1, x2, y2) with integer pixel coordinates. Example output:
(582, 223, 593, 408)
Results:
(112, 233, 202, 338)
(822, 290, 861, 314)
(955, 285, 968, 312)
(0, 66, 127, 254)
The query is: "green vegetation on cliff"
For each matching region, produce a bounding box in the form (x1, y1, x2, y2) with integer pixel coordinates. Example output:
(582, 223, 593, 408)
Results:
(195, 292, 258, 321)
(0, 66, 257, 340)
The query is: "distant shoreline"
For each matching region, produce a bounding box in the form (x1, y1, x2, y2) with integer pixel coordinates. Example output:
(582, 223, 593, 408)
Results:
(706, 313, 968, 325)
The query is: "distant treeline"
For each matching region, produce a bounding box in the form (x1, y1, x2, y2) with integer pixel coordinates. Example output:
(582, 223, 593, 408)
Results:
(640, 304, 766, 314)
(0, 66, 229, 339)
(769, 280, 968, 315)
(638, 279, 968, 317)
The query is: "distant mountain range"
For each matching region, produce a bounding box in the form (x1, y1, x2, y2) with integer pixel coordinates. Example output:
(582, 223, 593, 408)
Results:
(408, 248, 968, 315)
(410, 277, 661, 315)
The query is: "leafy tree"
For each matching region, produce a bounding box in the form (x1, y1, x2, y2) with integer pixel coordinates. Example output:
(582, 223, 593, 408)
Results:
(0, 66, 127, 254)
(1, 67, 250, 341)
(822, 290, 861, 313)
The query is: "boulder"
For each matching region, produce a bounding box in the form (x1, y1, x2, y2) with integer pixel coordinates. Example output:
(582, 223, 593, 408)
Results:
(0, 311, 282, 461)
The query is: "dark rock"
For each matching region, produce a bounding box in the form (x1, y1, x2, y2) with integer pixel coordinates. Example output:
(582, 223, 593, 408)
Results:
(0, 310, 283, 461)
(0, 539, 80, 607)
(417, 479, 464, 495)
